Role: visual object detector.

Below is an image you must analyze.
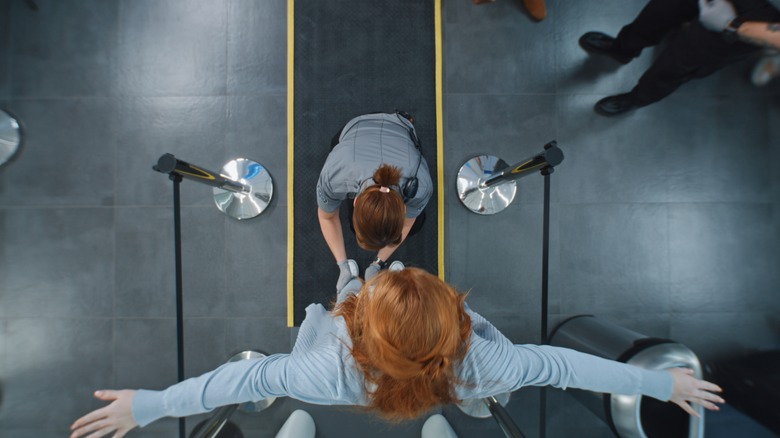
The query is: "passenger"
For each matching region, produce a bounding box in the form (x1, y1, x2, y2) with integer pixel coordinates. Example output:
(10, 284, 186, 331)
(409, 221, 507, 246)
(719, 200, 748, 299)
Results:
(70, 266, 724, 438)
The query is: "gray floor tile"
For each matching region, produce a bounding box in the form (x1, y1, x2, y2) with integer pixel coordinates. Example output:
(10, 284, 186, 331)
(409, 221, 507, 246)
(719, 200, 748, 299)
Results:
(116, 0, 227, 96)
(0, 208, 113, 317)
(115, 206, 226, 318)
(227, 0, 286, 95)
(663, 95, 772, 204)
(179, 207, 227, 318)
(115, 318, 177, 389)
(115, 207, 175, 317)
(556, 94, 673, 204)
(0, 318, 113, 429)
(771, 102, 780, 204)
(444, 0, 557, 94)
(669, 312, 780, 364)
(184, 317, 227, 378)
(9, 0, 118, 98)
(558, 203, 671, 315)
(446, 202, 546, 317)
(0, 0, 8, 99)
(226, 94, 288, 203)
(225, 317, 292, 357)
(224, 208, 287, 318)
(0, 98, 116, 206)
(114, 96, 227, 206)
(669, 203, 779, 313)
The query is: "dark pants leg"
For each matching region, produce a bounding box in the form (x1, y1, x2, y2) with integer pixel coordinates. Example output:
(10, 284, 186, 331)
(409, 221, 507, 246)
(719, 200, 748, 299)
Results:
(629, 22, 762, 104)
(615, 0, 699, 57)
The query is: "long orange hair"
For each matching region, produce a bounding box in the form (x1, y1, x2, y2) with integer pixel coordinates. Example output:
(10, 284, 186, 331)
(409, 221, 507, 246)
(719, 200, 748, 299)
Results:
(334, 268, 472, 421)
(353, 164, 406, 250)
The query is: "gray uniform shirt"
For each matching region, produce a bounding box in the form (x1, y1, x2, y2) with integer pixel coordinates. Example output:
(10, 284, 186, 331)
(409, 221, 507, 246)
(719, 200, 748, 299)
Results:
(316, 113, 432, 218)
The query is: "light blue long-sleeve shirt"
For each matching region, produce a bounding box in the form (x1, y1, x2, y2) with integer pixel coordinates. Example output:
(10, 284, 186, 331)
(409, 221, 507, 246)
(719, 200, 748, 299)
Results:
(131, 301, 673, 427)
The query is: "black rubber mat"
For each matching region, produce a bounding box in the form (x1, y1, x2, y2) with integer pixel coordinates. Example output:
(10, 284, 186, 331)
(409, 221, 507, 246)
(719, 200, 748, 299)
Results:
(293, 0, 438, 325)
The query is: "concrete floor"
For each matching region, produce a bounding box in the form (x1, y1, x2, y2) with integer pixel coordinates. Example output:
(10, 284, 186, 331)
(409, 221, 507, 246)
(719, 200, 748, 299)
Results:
(0, 0, 778, 436)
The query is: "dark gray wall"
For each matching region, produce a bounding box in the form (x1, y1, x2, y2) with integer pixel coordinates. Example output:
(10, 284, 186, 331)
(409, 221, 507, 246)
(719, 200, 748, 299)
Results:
(0, 0, 778, 437)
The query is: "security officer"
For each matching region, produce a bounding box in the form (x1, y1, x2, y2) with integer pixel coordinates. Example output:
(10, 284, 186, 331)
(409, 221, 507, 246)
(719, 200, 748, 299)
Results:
(316, 112, 432, 290)
(579, 0, 780, 116)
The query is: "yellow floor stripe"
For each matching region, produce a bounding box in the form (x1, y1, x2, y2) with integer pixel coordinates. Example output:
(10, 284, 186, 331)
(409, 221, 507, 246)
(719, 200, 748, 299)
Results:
(435, 0, 445, 280)
(286, 0, 295, 327)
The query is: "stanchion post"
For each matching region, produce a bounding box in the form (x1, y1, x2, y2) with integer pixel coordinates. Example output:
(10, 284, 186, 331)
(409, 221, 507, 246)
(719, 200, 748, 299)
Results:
(456, 141, 563, 438)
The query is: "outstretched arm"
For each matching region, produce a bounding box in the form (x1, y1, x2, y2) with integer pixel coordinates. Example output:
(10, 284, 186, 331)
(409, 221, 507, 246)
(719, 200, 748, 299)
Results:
(71, 355, 293, 436)
(738, 21, 780, 50)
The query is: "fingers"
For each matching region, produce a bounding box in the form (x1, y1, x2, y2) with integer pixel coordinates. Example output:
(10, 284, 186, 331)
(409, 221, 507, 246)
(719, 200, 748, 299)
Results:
(674, 400, 700, 418)
(699, 379, 723, 393)
(93, 390, 120, 401)
(71, 406, 108, 433)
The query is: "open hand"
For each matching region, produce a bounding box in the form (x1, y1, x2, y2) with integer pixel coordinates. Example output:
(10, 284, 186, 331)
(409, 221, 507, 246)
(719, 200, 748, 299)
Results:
(70, 390, 138, 438)
(668, 368, 725, 417)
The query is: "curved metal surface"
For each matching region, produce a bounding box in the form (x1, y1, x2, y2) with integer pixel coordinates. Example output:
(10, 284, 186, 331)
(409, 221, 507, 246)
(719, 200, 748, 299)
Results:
(213, 158, 273, 220)
(609, 343, 704, 438)
(456, 392, 511, 418)
(456, 155, 517, 215)
(0, 109, 22, 168)
(550, 316, 704, 438)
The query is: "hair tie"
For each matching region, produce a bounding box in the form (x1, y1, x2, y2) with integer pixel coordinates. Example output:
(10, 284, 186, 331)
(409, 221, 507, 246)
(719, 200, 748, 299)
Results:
(379, 186, 390, 193)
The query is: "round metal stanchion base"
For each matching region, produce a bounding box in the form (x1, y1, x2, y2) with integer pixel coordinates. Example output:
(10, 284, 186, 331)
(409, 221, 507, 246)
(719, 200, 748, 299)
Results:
(213, 159, 273, 220)
(0, 109, 22, 168)
(456, 155, 517, 215)
(456, 393, 511, 418)
(228, 350, 277, 412)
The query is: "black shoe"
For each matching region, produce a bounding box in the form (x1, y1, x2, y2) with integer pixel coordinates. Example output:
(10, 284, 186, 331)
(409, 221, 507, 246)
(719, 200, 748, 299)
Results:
(579, 32, 634, 64)
(594, 94, 641, 116)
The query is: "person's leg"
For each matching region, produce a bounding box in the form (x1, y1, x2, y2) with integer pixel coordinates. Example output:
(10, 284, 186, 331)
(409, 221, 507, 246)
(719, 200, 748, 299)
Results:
(630, 22, 763, 105)
(580, 0, 698, 64)
(615, 0, 699, 56)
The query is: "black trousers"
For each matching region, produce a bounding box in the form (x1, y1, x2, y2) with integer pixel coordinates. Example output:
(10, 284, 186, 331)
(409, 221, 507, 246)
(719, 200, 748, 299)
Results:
(613, 0, 779, 104)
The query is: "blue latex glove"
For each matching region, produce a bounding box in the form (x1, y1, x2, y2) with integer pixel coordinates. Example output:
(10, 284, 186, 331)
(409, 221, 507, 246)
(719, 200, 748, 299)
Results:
(336, 259, 358, 291)
(364, 262, 381, 282)
(699, 0, 737, 32)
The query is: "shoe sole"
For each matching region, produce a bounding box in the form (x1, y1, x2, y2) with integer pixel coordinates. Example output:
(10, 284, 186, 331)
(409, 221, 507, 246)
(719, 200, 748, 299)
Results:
(578, 34, 633, 65)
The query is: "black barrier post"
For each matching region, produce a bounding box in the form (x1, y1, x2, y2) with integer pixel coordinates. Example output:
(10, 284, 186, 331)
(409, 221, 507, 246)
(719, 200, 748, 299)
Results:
(539, 159, 553, 438)
(171, 172, 186, 438)
(456, 142, 564, 438)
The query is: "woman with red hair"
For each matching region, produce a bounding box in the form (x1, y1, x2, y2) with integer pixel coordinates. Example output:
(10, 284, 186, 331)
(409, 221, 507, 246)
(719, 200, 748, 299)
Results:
(71, 267, 723, 437)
